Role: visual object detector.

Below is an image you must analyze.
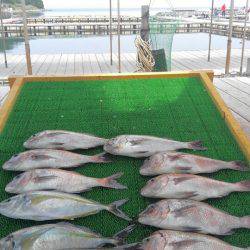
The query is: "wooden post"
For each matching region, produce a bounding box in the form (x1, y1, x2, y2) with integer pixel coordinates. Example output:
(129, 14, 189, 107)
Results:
(140, 5, 150, 41)
(240, 0, 249, 75)
(117, 0, 121, 73)
(21, 0, 32, 75)
(0, 0, 8, 68)
(208, 0, 214, 62)
(225, 0, 234, 75)
(109, 0, 113, 65)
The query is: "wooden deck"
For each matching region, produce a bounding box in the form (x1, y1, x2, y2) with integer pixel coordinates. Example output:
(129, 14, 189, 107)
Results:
(0, 76, 249, 139)
(1, 49, 249, 79)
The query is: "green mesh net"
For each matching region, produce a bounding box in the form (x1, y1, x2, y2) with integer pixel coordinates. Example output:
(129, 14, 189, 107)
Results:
(149, 19, 179, 71)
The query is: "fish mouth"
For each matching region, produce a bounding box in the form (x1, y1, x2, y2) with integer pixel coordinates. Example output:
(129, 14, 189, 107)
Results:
(5, 183, 17, 194)
(2, 162, 12, 170)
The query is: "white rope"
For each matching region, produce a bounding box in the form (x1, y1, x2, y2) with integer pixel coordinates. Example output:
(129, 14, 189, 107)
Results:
(135, 36, 155, 72)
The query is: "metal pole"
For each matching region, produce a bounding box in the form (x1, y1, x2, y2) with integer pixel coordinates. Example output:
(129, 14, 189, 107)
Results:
(225, 0, 234, 75)
(240, 0, 249, 75)
(109, 0, 113, 65)
(117, 0, 121, 73)
(21, 0, 32, 75)
(208, 0, 214, 62)
(0, 0, 8, 68)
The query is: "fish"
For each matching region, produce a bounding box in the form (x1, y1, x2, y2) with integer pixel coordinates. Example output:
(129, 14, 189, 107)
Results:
(140, 151, 249, 176)
(140, 173, 250, 200)
(138, 199, 250, 235)
(104, 135, 206, 158)
(2, 149, 110, 171)
(139, 230, 248, 250)
(0, 191, 131, 221)
(0, 222, 135, 250)
(23, 130, 108, 150)
(5, 169, 127, 194)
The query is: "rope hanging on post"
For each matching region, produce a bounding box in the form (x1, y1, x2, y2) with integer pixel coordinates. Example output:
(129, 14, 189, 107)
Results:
(135, 36, 155, 72)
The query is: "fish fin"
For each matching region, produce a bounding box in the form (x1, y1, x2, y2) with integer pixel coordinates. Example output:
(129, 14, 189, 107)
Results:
(182, 191, 198, 199)
(50, 142, 65, 146)
(240, 216, 250, 229)
(99, 172, 127, 190)
(175, 166, 192, 173)
(135, 151, 150, 155)
(220, 229, 236, 235)
(173, 176, 196, 185)
(180, 226, 203, 233)
(169, 239, 202, 249)
(169, 154, 183, 161)
(114, 224, 136, 245)
(130, 139, 149, 146)
(34, 175, 59, 183)
(173, 205, 197, 217)
(230, 161, 249, 171)
(235, 180, 250, 192)
(56, 222, 98, 234)
(31, 154, 54, 161)
(22, 228, 53, 247)
(46, 132, 68, 137)
(188, 140, 207, 151)
(108, 199, 131, 221)
(91, 152, 112, 163)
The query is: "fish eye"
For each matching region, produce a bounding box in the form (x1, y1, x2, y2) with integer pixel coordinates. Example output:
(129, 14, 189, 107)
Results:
(12, 154, 19, 158)
(13, 175, 22, 181)
(150, 179, 155, 182)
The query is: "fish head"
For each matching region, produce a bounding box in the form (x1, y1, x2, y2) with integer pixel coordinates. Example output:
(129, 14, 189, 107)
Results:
(23, 131, 49, 149)
(141, 231, 170, 250)
(140, 175, 168, 197)
(0, 235, 15, 250)
(0, 194, 26, 215)
(140, 153, 165, 175)
(138, 202, 170, 226)
(104, 136, 124, 154)
(2, 153, 25, 171)
(5, 172, 33, 193)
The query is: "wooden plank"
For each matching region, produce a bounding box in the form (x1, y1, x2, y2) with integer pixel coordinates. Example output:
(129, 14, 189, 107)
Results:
(200, 73, 250, 161)
(89, 54, 102, 74)
(219, 77, 250, 95)
(65, 54, 75, 75)
(73, 54, 83, 75)
(231, 110, 250, 139)
(0, 85, 10, 106)
(55, 54, 68, 75)
(82, 54, 92, 74)
(0, 78, 24, 132)
(214, 78, 250, 106)
(215, 88, 250, 121)
(47, 54, 61, 75)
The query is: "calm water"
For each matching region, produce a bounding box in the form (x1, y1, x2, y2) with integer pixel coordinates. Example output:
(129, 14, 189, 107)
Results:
(42, 8, 170, 17)
(0, 33, 248, 55)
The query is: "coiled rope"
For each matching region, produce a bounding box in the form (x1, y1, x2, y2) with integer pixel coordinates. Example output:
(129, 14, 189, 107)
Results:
(135, 36, 155, 72)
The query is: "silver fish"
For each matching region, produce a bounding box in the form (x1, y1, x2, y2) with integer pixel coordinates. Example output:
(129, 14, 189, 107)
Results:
(139, 230, 247, 250)
(140, 173, 250, 200)
(2, 149, 110, 171)
(138, 199, 250, 235)
(140, 151, 249, 176)
(0, 223, 134, 250)
(104, 135, 206, 158)
(5, 169, 127, 194)
(23, 130, 108, 150)
(0, 191, 131, 221)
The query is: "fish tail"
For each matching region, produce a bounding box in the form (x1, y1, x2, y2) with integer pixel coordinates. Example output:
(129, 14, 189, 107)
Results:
(91, 152, 112, 163)
(235, 180, 250, 192)
(229, 161, 249, 171)
(99, 172, 127, 190)
(113, 224, 136, 245)
(188, 140, 207, 151)
(108, 199, 131, 221)
(240, 216, 250, 229)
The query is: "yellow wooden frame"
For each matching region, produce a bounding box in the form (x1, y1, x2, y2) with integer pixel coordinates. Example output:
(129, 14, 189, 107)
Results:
(1, 70, 249, 161)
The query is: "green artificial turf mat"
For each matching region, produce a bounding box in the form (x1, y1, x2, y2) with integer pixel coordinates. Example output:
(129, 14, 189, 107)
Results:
(0, 76, 249, 247)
